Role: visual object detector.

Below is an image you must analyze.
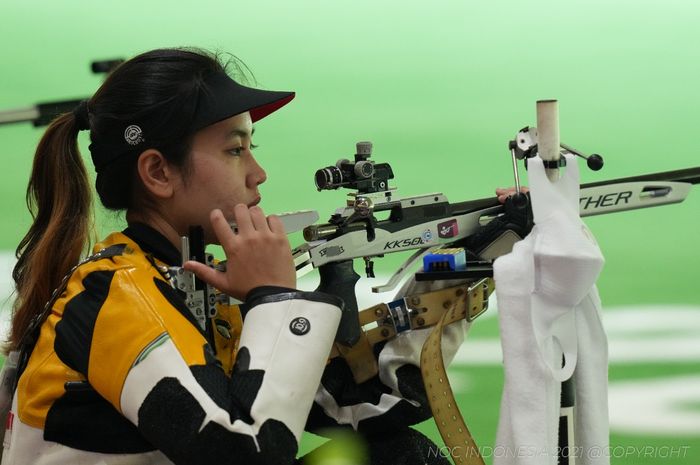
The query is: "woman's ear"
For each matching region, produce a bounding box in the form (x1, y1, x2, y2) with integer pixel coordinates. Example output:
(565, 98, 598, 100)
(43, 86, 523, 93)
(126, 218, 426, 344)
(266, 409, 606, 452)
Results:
(136, 149, 179, 199)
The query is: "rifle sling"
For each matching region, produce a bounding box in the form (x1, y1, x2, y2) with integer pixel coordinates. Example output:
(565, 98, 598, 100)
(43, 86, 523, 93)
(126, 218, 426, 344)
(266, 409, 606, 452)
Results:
(328, 278, 494, 464)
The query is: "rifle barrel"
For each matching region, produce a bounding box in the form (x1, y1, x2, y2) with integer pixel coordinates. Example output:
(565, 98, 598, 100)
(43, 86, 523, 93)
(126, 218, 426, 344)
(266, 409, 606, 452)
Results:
(582, 166, 700, 188)
(448, 166, 700, 216)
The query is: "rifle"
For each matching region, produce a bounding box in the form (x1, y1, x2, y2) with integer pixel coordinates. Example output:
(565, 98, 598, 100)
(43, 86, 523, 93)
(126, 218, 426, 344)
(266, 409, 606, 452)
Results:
(172, 134, 699, 379)
(171, 125, 698, 465)
(173, 128, 699, 349)
(285, 117, 698, 464)
(289, 138, 699, 350)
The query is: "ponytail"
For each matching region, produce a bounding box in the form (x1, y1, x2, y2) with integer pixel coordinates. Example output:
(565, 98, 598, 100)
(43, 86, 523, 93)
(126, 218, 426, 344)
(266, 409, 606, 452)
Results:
(7, 48, 231, 352)
(8, 112, 93, 352)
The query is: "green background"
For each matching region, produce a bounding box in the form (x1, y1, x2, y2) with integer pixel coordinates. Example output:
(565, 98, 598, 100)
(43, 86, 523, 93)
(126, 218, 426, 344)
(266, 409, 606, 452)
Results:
(1, 0, 698, 463)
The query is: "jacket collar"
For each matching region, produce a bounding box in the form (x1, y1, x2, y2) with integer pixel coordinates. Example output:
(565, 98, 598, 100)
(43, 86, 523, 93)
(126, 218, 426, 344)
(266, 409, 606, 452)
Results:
(122, 222, 182, 266)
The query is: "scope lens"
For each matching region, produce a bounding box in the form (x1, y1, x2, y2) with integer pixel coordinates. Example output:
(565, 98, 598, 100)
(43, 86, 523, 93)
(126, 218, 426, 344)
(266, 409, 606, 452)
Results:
(354, 160, 374, 179)
(314, 166, 344, 190)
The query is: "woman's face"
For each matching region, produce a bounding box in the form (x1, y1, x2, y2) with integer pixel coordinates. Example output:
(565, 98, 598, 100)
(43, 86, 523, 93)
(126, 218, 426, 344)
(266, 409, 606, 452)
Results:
(172, 111, 267, 243)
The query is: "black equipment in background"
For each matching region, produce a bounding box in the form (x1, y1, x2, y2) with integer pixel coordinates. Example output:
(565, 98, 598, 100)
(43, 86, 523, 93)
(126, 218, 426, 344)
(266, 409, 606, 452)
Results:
(0, 58, 123, 127)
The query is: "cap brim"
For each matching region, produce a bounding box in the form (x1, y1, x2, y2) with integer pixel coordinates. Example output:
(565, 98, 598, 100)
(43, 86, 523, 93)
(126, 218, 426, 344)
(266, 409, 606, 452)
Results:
(192, 72, 295, 130)
(249, 91, 295, 122)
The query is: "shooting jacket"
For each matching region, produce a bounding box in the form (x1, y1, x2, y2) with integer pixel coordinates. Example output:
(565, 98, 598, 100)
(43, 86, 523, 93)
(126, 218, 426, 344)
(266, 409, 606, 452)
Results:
(1, 223, 465, 465)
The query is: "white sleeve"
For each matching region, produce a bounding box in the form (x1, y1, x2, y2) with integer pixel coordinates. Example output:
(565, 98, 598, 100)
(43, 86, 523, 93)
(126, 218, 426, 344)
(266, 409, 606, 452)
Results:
(119, 292, 341, 465)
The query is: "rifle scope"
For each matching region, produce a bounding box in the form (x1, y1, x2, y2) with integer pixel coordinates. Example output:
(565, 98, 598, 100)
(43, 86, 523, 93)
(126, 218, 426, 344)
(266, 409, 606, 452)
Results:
(314, 141, 394, 194)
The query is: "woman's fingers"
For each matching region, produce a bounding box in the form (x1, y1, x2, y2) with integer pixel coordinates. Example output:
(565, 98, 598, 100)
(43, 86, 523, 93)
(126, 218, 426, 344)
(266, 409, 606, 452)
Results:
(182, 205, 296, 300)
(266, 214, 286, 235)
(210, 209, 237, 251)
(496, 186, 529, 204)
(182, 259, 226, 290)
(232, 203, 254, 235)
(249, 205, 271, 232)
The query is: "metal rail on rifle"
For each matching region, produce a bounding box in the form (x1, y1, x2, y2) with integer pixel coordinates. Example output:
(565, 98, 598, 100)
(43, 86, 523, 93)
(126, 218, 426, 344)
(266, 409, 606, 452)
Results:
(293, 140, 699, 294)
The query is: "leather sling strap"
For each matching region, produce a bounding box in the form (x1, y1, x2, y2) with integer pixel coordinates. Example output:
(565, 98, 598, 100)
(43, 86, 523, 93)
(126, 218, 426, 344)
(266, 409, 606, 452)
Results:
(420, 278, 493, 464)
(329, 278, 494, 464)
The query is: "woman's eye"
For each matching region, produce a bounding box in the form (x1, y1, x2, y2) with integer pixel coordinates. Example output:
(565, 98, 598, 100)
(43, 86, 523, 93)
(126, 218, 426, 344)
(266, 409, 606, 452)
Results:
(228, 144, 257, 156)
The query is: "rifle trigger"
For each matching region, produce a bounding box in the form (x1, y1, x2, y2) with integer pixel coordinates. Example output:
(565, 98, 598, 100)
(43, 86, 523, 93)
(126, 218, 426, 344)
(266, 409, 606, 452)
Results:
(364, 257, 375, 278)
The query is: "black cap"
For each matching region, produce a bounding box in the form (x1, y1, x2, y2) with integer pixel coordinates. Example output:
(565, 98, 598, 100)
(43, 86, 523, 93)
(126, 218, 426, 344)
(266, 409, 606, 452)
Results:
(89, 71, 295, 173)
(191, 71, 294, 129)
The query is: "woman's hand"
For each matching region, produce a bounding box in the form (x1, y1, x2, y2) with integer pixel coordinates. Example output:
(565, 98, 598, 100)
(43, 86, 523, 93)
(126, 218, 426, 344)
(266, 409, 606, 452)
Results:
(496, 186, 529, 204)
(183, 205, 296, 300)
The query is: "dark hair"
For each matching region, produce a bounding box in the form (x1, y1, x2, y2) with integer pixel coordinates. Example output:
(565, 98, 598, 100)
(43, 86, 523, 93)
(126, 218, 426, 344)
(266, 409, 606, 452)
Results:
(8, 48, 230, 352)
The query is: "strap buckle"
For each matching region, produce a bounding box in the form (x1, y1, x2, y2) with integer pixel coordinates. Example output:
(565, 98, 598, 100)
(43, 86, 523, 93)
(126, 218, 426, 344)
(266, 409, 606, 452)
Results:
(387, 298, 413, 334)
(465, 278, 493, 322)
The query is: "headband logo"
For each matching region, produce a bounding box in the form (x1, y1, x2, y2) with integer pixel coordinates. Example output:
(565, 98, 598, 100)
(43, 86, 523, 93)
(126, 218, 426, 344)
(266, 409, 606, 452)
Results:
(124, 125, 144, 146)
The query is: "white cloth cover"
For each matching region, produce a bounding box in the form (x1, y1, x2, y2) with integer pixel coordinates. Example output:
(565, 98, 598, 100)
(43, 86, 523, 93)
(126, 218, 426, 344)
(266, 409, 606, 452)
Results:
(493, 154, 609, 465)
